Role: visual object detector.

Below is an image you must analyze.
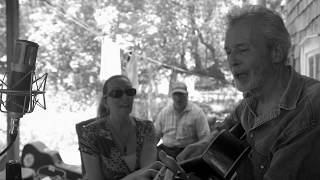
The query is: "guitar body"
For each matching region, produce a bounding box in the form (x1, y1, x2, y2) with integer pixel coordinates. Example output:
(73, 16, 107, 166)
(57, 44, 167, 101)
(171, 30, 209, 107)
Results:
(179, 123, 250, 180)
(21, 141, 82, 179)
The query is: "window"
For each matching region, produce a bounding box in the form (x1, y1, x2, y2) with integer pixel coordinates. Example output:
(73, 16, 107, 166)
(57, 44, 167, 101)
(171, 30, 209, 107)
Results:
(308, 53, 320, 80)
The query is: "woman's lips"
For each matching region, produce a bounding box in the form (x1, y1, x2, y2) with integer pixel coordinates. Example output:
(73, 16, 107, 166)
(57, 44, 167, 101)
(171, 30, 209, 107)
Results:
(120, 104, 130, 108)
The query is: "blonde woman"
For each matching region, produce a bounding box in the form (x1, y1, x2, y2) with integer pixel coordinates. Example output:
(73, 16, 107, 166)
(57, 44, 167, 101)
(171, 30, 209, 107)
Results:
(77, 75, 159, 180)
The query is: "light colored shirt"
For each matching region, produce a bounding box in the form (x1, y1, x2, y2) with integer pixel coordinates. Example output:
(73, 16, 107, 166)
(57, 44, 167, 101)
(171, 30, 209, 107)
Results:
(154, 101, 210, 148)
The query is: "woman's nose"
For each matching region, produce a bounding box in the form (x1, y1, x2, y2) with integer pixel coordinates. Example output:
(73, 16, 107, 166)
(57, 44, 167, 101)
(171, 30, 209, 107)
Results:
(121, 93, 132, 100)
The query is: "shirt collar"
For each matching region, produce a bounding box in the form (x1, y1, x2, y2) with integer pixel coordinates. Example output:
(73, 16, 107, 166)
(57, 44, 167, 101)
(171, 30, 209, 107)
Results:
(184, 102, 192, 112)
(278, 66, 304, 110)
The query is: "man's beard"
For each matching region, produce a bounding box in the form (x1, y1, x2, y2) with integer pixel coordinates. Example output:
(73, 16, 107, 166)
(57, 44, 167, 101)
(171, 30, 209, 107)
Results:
(234, 75, 263, 95)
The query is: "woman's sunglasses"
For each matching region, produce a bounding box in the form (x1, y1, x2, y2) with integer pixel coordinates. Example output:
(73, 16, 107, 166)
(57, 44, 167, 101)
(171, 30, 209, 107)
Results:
(106, 88, 137, 98)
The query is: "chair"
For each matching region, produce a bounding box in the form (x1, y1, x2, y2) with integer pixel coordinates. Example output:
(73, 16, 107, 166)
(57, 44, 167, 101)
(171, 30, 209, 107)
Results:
(75, 118, 96, 177)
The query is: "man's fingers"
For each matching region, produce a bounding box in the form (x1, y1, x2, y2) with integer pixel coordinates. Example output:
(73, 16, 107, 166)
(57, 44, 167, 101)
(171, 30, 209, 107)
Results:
(143, 169, 159, 179)
(150, 161, 164, 171)
(177, 141, 210, 162)
(176, 150, 189, 161)
(177, 133, 214, 162)
(176, 153, 184, 162)
(152, 166, 167, 180)
(176, 147, 196, 161)
(159, 150, 185, 174)
(159, 150, 171, 161)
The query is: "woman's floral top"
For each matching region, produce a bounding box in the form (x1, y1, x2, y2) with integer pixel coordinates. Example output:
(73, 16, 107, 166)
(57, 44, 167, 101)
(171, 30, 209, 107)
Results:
(78, 116, 155, 180)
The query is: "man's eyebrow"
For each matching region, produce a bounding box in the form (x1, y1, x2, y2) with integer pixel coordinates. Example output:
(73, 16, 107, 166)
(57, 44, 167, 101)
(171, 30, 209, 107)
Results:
(236, 43, 250, 48)
(225, 43, 250, 49)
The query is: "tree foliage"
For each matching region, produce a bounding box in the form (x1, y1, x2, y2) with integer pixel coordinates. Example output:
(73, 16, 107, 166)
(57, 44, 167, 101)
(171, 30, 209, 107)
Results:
(3, 0, 234, 113)
(18, 0, 102, 111)
(2, 0, 286, 114)
(0, 1, 7, 73)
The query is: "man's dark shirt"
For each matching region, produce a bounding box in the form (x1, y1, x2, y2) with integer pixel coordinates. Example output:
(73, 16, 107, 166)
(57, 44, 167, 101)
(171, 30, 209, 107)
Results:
(229, 67, 320, 180)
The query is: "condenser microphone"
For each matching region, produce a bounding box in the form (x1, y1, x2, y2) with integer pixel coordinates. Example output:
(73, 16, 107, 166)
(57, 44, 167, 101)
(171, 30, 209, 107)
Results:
(0, 39, 47, 157)
(6, 40, 39, 119)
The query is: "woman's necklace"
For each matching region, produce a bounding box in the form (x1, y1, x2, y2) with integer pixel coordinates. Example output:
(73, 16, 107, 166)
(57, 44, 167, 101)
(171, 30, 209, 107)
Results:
(120, 127, 130, 155)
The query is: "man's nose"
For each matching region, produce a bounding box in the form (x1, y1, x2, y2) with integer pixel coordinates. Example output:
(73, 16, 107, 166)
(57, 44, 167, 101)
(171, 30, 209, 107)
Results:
(227, 53, 241, 68)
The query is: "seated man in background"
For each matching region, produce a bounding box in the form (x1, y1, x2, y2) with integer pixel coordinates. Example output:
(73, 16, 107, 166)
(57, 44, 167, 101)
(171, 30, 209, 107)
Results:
(154, 81, 210, 159)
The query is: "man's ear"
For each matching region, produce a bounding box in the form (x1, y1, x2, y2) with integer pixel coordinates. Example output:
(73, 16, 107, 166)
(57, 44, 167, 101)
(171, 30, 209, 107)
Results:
(103, 97, 108, 105)
(271, 44, 283, 64)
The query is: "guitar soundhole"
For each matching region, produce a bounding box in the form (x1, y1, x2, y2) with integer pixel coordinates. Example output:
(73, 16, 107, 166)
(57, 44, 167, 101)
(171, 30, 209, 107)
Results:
(23, 153, 35, 168)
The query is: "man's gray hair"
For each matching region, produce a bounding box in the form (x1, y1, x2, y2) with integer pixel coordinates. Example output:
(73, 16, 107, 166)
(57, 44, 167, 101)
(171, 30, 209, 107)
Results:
(226, 5, 291, 63)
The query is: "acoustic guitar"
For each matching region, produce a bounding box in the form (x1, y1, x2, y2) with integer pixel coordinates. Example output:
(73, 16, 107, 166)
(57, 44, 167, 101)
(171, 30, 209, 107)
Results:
(157, 123, 250, 180)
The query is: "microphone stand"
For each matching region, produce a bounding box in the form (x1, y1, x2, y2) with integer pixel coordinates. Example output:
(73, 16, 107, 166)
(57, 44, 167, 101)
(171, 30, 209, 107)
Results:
(0, 112, 22, 157)
(0, 39, 47, 180)
(0, 113, 23, 180)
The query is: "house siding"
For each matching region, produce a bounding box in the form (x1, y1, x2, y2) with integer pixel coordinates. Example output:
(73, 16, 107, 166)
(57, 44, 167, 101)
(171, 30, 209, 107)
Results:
(285, 0, 320, 73)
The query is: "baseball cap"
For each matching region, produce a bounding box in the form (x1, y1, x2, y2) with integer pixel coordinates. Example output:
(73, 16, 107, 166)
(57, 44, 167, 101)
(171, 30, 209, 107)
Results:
(171, 82, 188, 94)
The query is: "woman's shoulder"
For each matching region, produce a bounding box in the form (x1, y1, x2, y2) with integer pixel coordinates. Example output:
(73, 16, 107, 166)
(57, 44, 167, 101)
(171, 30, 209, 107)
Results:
(134, 117, 153, 125)
(133, 117, 154, 132)
(79, 117, 109, 136)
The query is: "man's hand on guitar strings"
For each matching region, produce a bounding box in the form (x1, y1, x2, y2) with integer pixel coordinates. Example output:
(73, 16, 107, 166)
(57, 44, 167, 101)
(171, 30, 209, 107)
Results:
(158, 150, 188, 180)
(176, 131, 219, 162)
(134, 161, 164, 180)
